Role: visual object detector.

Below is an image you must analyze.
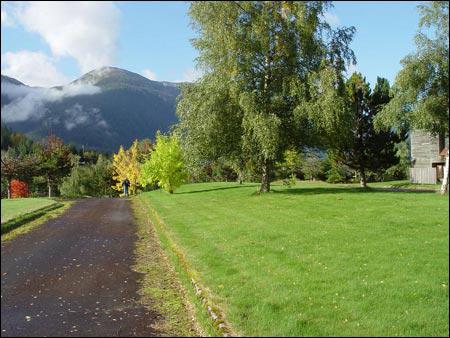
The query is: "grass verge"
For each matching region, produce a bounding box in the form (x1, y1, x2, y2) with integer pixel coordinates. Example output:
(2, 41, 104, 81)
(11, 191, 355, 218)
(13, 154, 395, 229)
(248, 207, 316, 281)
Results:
(131, 196, 208, 336)
(133, 195, 235, 337)
(1, 201, 73, 242)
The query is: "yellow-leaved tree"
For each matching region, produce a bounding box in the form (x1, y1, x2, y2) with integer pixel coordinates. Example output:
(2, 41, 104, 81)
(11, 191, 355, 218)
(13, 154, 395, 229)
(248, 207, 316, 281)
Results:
(112, 140, 141, 196)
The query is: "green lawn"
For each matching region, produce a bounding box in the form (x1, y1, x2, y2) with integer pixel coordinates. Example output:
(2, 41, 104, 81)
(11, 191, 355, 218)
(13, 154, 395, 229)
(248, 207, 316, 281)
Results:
(367, 180, 441, 190)
(1, 198, 57, 224)
(138, 181, 449, 336)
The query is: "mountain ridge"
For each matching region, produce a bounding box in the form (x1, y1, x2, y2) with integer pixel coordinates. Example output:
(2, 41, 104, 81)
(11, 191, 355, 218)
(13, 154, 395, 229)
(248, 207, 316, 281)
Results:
(1, 67, 182, 152)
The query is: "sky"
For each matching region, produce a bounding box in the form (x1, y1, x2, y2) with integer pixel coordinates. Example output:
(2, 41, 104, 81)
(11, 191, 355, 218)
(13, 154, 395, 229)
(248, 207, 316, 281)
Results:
(1, 1, 422, 88)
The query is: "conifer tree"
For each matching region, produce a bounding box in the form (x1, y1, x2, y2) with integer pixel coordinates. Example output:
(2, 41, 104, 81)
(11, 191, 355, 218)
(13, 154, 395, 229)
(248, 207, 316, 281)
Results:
(307, 72, 401, 187)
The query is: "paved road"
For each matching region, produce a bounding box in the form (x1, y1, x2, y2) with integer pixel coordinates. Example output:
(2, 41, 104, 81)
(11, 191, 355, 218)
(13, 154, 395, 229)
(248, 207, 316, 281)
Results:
(1, 198, 162, 337)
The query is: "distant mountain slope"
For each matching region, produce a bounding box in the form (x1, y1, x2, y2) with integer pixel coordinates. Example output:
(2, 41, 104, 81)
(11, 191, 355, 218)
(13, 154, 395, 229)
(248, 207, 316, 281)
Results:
(1, 67, 181, 152)
(1, 75, 26, 86)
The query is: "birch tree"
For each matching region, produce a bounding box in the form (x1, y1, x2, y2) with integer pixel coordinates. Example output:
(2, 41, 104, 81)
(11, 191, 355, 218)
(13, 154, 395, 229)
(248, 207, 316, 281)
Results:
(375, 1, 449, 193)
(179, 1, 355, 192)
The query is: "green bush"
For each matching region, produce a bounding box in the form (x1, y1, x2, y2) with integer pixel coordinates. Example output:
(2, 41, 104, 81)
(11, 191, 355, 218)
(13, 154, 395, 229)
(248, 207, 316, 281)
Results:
(276, 149, 304, 184)
(383, 141, 410, 180)
(59, 165, 91, 198)
(302, 150, 328, 181)
(326, 160, 354, 184)
(326, 167, 353, 183)
(140, 133, 187, 194)
(59, 155, 115, 197)
(208, 158, 235, 182)
(1, 176, 8, 198)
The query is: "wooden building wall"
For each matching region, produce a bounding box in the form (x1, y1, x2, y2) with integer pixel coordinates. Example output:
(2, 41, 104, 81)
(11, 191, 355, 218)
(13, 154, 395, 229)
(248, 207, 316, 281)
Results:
(410, 130, 441, 168)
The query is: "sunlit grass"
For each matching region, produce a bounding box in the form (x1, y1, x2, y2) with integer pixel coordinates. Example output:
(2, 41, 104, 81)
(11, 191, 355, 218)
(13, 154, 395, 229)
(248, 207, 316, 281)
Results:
(139, 181, 449, 336)
(1, 201, 72, 241)
(1, 198, 56, 224)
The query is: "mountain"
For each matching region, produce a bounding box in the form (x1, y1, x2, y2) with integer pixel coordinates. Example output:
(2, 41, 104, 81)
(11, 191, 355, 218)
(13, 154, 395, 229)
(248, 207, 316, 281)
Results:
(1, 67, 181, 152)
(1, 75, 26, 86)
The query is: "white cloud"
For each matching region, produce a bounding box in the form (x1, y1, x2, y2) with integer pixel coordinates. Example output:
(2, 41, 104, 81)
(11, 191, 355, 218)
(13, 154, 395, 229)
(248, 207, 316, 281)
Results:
(1, 50, 69, 87)
(323, 11, 340, 28)
(64, 103, 106, 131)
(173, 67, 203, 83)
(1, 81, 101, 123)
(142, 69, 157, 81)
(1, 9, 14, 27)
(16, 1, 120, 73)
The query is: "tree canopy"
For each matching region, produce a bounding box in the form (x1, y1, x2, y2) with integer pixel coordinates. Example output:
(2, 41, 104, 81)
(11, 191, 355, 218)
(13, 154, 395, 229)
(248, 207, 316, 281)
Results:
(178, 1, 355, 192)
(37, 135, 73, 198)
(375, 1, 448, 135)
(327, 74, 402, 187)
(140, 132, 187, 194)
(112, 140, 141, 196)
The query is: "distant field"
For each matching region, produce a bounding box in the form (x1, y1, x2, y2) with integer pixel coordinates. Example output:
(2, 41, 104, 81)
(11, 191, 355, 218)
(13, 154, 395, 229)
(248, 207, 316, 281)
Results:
(1, 198, 57, 224)
(138, 181, 449, 336)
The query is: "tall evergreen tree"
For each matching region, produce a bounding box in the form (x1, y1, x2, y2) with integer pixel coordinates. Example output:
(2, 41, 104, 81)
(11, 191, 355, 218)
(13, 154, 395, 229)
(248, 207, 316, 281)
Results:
(307, 71, 402, 187)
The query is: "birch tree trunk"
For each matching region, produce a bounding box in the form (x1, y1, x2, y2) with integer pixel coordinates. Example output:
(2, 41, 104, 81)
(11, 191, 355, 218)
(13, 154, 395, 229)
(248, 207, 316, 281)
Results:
(259, 159, 271, 193)
(7, 179, 11, 199)
(48, 177, 52, 198)
(359, 166, 367, 188)
(440, 149, 449, 194)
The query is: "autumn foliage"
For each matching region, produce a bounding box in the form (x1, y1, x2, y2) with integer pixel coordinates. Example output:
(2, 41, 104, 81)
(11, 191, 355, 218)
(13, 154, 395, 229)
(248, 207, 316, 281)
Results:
(112, 140, 142, 196)
(11, 179, 29, 198)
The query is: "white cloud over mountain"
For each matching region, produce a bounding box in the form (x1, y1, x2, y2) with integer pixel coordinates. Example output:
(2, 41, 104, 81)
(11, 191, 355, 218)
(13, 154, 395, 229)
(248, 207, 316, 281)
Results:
(1, 1, 121, 84)
(173, 67, 203, 83)
(1, 80, 102, 123)
(2, 2, 205, 85)
(2, 50, 69, 87)
(16, 1, 120, 73)
(142, 69, 158, 81)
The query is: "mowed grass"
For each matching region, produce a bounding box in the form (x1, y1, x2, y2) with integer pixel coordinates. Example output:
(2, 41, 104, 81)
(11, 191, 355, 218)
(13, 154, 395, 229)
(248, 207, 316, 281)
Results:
(367, 180, 440, 190)
(1, 198, 56, 224)
(139, 181, 449, 336)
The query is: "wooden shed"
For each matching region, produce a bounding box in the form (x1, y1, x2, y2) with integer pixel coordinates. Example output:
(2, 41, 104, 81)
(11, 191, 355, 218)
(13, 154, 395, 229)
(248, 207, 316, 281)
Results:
(410, 130, 449, 184)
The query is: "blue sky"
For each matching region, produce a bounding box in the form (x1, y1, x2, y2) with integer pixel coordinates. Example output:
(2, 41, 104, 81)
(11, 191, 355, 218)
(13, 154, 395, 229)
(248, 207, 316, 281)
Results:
(1, 1, 421, 87)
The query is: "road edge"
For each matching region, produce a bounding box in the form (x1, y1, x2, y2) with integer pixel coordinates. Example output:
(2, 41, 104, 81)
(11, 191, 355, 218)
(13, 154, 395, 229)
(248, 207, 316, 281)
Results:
(133, 194, 238, 337)
(131, 196, 205, 336)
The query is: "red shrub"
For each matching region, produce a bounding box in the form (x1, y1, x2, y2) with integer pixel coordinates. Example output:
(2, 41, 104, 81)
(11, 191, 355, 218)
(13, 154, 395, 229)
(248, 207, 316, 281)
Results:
(11, 179, 29, 198)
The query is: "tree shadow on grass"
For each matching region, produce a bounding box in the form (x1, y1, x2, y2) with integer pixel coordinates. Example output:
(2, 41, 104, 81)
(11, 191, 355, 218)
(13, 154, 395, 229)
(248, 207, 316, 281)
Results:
(1, 203, 64, 235)
(272, 186, 437, 196)
(175, 184, 256, 195)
